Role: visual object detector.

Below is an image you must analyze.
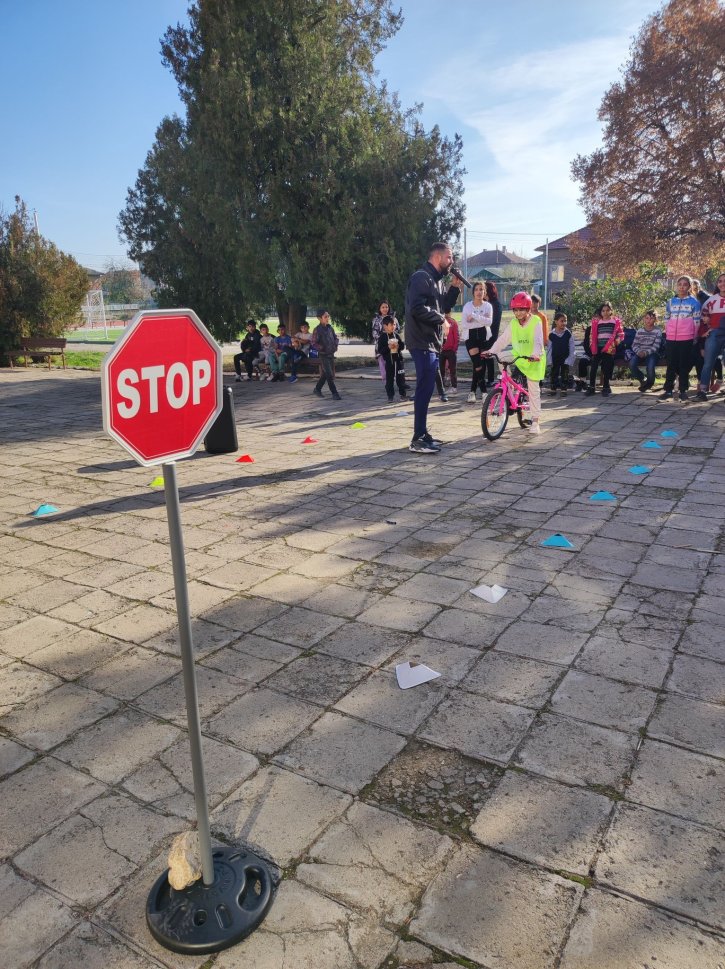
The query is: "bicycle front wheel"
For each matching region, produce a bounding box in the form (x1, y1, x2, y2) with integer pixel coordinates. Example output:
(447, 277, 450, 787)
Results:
(481, 388, 509, 441)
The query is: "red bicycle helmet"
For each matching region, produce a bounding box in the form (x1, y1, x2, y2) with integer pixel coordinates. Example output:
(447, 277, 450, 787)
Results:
(510, 291, 533, 310)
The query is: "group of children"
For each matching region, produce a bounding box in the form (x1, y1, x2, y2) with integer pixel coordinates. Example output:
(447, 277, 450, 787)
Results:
(233, 311, 342, 399)
(235, 272, 725, 424)
(564, 273, 725, 402)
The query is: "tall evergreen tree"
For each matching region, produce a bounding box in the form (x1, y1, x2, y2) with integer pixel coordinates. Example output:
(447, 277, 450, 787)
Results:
(119, 0, 465, 337)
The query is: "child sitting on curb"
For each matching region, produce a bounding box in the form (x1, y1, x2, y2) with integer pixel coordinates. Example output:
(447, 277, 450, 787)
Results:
(629, 310, 662, 392)
(254, 323, 274, 379)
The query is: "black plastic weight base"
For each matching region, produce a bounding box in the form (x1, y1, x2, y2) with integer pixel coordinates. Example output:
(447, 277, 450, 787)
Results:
(146, 846, 277, 954)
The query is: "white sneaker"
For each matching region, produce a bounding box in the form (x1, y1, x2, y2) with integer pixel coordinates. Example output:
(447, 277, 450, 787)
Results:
(529, 422, 542, 434)
(448, 387, 458, 395)
(466, 392, 476, 403)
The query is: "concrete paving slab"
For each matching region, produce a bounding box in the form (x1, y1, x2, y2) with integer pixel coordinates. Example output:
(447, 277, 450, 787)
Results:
(15, 813, 137, 906)
(410, 843, 582, 969)
(419, 689, 535, 764)
(299, 801, 451, 922)
(253, 606, 346, 648)
(357, 596, 443, 632)
(471, 770, 613, 874)
(264, 653, 368, 706)
(0, 862, 35, 918)
(560, 889, 725, 969)
(0, 661, 64, 714)
(335, 669, 444, 733)
(0, 737, 34, 778)
(0, 682, 118, 750)
(574, 634, 673, 688)
(212, 765, 351, 865)
(648, 693, 724, 759)
(54, 708, 181, 784)
(0, 757, 104, 856)
(135, 664, 252, 725)
(207, 686, 321, 755)
(199, 644, 282, 682)
(92, 602, 177, 644)
(463, 650, 564, 707)
(316, 620, 404, 667)
(666, 653, 725, 704)
(276, 711, 406, 792)
(514, 713, 638, 790)
(627, 739, 724, 829)
(422, 607, 510, 648)
(598, 802, 725, 929)
(0, 614, 78, 659)
(0, 886, 77, 969)
(123, 734, 257, 819)
(494, 619, 588, 665)
(214, 880, 396, 969)
(550, 670, 658, 732)
(78, 645, 180, 700)
(36, 921, 160, 969)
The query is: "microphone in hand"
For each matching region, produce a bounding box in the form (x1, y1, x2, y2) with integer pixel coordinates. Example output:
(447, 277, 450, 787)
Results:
(450, 266, 473, 288)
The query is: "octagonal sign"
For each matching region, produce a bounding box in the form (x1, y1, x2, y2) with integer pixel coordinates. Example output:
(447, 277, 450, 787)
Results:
(102, 309, 223, 467)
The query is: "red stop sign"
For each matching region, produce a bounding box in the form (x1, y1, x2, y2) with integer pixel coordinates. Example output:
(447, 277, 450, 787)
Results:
(102, 309, 223, 466)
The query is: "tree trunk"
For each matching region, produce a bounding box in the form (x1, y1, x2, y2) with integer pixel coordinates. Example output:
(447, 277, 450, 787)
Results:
(277, 300, 307, 331)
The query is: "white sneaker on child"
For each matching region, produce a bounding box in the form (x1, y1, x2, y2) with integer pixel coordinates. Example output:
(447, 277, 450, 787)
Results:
(448, 387, 458, 395)
(466, 392, 476, 403)
(529, 422, 542, 435)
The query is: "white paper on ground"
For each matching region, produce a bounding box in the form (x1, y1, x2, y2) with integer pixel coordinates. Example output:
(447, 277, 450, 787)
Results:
(470, 583, 508, 603)
(395, 661, 441, 689)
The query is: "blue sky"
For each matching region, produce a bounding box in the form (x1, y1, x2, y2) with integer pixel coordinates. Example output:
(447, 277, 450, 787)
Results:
(1, 0, 662, 270)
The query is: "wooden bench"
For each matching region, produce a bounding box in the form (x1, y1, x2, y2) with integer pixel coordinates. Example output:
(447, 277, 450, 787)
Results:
(9, 338, 67, 370)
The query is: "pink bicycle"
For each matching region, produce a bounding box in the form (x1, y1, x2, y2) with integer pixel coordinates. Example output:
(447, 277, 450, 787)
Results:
(480, 353, 533, 441)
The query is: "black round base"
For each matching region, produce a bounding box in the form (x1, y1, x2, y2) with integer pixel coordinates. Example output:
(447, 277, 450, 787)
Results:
(146, 846, 276, 954)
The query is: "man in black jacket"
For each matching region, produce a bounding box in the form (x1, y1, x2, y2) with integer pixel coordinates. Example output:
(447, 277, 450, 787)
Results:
(405, 243, 460, 452)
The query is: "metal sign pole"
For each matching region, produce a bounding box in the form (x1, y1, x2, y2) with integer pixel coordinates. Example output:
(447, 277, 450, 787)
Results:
(101, 308, 277, 955)
(162, 461, 215, 885)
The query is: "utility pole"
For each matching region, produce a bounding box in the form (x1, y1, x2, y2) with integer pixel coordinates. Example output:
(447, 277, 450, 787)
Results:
(543, 238, 549, 311)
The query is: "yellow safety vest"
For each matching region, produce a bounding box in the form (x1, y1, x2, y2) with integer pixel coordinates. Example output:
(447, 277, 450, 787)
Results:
(512, 317, 546, 381)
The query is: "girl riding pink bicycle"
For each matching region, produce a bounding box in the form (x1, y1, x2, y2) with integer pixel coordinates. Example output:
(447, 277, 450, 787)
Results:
(482, 291, 546, 438)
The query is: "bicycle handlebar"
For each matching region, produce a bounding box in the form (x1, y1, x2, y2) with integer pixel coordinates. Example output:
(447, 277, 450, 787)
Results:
(483, 352, 534, 365)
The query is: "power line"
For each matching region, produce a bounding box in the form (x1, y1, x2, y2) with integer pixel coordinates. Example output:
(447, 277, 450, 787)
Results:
(465, 229, 568, 237)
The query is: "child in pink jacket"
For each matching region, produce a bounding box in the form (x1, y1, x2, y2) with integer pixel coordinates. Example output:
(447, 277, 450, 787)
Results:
(660, 275, 701, 401)
(440, 314, 460, 393)
(584, 302, 624, 398)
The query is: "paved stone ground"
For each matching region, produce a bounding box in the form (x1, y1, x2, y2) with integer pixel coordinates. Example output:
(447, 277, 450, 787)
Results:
(1, 366, 724, 969)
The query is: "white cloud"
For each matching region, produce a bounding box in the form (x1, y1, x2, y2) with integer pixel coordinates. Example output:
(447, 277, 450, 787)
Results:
(421, 31, 641, 249)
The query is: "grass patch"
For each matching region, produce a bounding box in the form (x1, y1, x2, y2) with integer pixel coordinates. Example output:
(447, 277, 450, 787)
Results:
(65, 351, 106, 370)
(588, 783, 625, 801)
(66, 328, 126, 342)
(556, 870, 594, 888)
